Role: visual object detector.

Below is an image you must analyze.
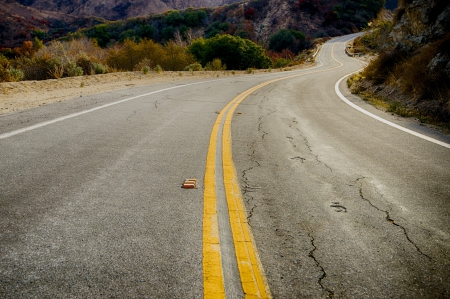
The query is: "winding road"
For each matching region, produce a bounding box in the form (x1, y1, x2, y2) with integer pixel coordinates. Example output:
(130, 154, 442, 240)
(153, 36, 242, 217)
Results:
(1, 34, 449, 298)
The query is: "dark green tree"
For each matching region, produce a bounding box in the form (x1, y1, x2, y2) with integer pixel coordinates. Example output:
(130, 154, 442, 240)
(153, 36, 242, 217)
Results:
(86, 24, 111, 48)
(162, 26, 175, 41)
(137, 24, 155, 39)
(188, 35, 271, 70)
(269, 29, 295, 52)
(184, 10, 207, 27)
(164, 11, 184, 27)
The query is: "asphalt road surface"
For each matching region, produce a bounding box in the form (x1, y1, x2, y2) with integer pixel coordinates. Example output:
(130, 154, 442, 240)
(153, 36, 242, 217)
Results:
(1, 34, 449, 298)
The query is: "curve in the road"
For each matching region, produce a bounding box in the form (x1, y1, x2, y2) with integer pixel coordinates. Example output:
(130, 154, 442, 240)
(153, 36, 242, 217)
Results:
(203, 40, 350, 298)
(203, 35, 450, 298)
(335, 73, 450, 149)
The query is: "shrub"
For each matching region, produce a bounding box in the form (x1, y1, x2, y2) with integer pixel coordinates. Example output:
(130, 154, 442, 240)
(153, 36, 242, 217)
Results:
(93, 62, 108, 74)
(8, 68, 25, 82)
(154, 65, 163, 73)
(204, 58, 226, 71)
(274, 58, 290, 68)
(76, 53, 94, 75)
(363, 49, 404, 84)
(184, 63, 203, 71)
(134, 57, 152, 72)
(141, 66, 149, 74)
(67, 61, 83, 77)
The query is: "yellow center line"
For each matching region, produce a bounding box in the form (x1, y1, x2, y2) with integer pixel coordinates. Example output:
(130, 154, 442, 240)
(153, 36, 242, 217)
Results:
(204, 42, 343, 298)
(203, 108, 226, 298)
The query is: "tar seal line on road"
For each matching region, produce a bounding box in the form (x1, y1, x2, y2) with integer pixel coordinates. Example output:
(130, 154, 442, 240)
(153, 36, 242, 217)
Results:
(202, 41, 346, 298)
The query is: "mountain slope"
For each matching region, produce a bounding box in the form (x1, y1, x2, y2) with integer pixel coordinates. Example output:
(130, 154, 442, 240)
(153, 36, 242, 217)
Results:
(351, 0, 450, 125)
(15, 0, 241, 20)
(0, 0, 90, 48)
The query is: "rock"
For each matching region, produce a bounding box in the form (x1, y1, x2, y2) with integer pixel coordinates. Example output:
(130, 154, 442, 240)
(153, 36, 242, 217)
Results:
(388, 0, 450, 52)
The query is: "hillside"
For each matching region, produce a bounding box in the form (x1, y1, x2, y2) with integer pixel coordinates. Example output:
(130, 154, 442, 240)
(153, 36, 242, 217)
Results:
(0, 0, 102, 48)
(15, 0, 241, 20)
(2, 0, 387, 49)
(350, 0, 450, 126)
(75, 0, 385, 47)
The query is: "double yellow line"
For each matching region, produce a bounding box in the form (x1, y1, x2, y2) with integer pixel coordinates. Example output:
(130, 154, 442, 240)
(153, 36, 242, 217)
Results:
(203, 42, 343, 298)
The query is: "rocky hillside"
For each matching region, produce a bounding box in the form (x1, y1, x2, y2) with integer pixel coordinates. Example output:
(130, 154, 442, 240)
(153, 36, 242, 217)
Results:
(387, 0, 449, 51)
(0, 0, 102, 48)
(351, 0, 450, 125)
(15, 0, 241, 20)
(76, 0, 385, 48)
(2, 0, 387, 49)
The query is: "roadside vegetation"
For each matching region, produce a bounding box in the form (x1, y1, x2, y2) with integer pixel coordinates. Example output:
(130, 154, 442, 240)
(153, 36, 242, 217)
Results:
(347, 5, 450, 130)
(0, 0, 387, 83)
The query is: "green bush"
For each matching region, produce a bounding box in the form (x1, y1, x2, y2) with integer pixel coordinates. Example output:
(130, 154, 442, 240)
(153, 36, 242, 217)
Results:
(154, 65, 163, 73)
(184, 63, 203, 71)
(189, 35, 271, 70)
(93, 62, 108, 74)
(204, 58, 226, 71)
(8, 68, 25, 82)
(76, 53, 94, 75)
(142, 65, 150, 74)
(274, 58, 290, 68)
(67, 61, 83, 77)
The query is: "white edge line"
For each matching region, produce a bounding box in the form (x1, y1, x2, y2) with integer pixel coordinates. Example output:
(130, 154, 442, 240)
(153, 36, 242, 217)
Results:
(0, 83, 199, 140)
(335, 72, 450, 149)
(0, 59, 326, 141)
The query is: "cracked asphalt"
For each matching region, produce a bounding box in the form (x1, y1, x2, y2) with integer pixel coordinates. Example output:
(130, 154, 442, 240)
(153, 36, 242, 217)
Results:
(1, 34, 449, 298)
(232, 38, 450, 298)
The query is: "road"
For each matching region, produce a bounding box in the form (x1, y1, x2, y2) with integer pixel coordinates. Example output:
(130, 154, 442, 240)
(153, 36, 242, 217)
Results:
(1, 34, 449, 298)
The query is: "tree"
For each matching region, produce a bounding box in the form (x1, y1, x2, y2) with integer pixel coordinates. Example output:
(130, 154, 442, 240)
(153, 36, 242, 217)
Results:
(269, 29, 295, 52)
(162, 26, 175, 41)
(184, 10, 207, 27)
(164, 11, 184, 27)
(269, 29, 307, 53)
(188, 35, 271, 70)
(87, 24, 111, 48)
(137, 24, 155, 39)
(162, 41, 196, 71)
(205, 22, 229, 38)
(106, 39, 167, 71)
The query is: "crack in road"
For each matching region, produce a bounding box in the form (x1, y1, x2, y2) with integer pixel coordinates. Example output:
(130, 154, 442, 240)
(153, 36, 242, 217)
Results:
(241, 140, 262, 228)
(126, 110, 137, 120)
(308, 232, 334, 298)
(353, 178, 432, 260)
(288, 119, 333, 172)
(257, 104, 276, 140)
(246, 204, 259, 227)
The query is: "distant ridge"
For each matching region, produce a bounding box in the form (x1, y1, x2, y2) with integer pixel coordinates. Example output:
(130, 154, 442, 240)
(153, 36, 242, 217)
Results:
(14, 0, 242, 20)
